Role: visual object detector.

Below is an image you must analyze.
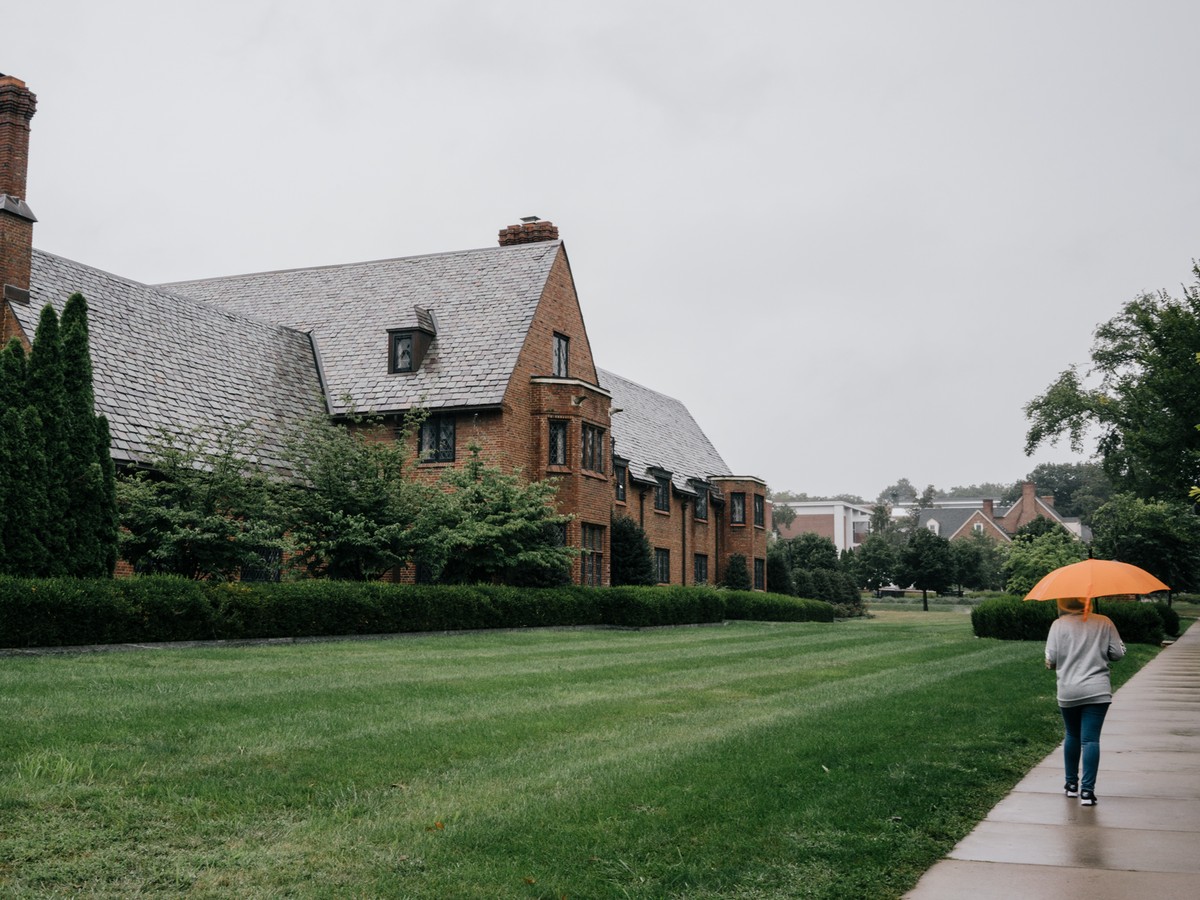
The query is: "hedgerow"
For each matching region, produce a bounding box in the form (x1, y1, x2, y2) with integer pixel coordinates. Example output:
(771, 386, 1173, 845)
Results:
(971, 595, 1168, 645)
(0, 578, 836, 649)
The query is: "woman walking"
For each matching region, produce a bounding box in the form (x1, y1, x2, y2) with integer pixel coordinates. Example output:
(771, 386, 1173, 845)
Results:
(1045, 597, 1126, 806)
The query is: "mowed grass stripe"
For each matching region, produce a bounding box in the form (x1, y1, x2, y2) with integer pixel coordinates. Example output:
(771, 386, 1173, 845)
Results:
(1, 617, 1141, 898)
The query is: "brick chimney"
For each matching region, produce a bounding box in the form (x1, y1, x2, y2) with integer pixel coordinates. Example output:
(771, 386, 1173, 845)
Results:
(982, 498, 994, 519)
(498, 216, 559, 246)
(0, 73, 37, 307)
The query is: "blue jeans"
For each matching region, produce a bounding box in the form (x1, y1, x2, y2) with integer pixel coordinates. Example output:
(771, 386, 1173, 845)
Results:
(1060, 703, 1110, 792)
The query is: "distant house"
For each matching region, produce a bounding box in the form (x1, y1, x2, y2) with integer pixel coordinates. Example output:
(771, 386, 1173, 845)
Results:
(917, 482, 1089, 543)
(773, 500, 873, 552)
(0, 73, 769, 588)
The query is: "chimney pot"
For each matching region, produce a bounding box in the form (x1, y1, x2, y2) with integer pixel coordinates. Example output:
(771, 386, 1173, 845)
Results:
(498, 217, 560, 246)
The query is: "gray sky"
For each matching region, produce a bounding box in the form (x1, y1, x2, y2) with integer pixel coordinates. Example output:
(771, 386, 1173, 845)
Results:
(8, 1, 1199, 501)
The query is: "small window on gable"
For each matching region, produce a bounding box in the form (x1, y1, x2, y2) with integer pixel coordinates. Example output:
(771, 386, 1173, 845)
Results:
(927, 520, 939, 535)
(553, 332, 570, 377)
(392, 333, 413, 372)
(973, 521, 984, 534)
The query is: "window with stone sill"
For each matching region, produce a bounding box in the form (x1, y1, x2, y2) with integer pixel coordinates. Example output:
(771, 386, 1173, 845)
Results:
(730, 492, 746, 525)
(419, 414, 455, 463)
(654, 476, 671, 512)
(553, 332, 570, 378)
(655, 548, 670, 584)
(754, 494, 765, 528)
(582, 423, 604, 472)
(549, 420, 567, 466)
(581, 523, 604, 587)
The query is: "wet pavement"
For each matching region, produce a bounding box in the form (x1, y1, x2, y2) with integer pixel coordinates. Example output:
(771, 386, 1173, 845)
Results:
(904, 619, 1200, 898)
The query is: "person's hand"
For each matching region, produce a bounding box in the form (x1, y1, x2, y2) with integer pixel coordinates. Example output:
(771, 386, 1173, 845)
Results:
(1045, 659, 1055, 670)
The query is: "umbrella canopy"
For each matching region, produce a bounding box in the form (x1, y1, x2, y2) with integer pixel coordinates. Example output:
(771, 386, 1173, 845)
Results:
(1023, 558, 1170, 602)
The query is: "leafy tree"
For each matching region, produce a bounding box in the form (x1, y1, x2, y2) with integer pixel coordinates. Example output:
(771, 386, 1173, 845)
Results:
(610, 515, 656, 586)
(1014, 517, 1071, 540)
(950, 530, 1006, 591)
(770, 503, 797, 533)
(940, 482, 1017, 500)
(785, 533, 839, 571)
(897, 527, 955, 609)
(877, 478, 917, 505)
(1025, 263, 1200, 500)
(723, 553, 751, 590)
(1023, 461, 1113, 521)
(282, 412, 432, 581)
(916, 484, 937, 509)
(766, 542, 795, 595)
(808, 568, 834, 602)
(855, 533, 897, 592)
(118, 424, 287, 581)
(423, 446, 574, 586)
(1002, 529, 1087, 596)
(1090, 494, 1200, 595)
(59, 293, 118, 576)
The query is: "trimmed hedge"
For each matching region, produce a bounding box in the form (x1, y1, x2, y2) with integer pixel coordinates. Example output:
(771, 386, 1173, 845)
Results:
(0, 577, 837, 649)
(971, 595, 1167, 645)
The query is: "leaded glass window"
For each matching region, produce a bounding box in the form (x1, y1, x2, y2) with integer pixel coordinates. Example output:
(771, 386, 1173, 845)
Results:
(694, 554, 708, 585)
(655, 548, 670, 584)
(614, 463, 627, 502)
(654, 476, 670, 512)
(582, 423, 604, 472)
(754, 494, 765, 528)
(694, 489, 708, 521)
(391, 333, 413, 373)
(581, 523, 604, 587)
(754, 558, 765, 590)
(419, 414, 455, 463)
(549, 420, 567, 466)
(730, 492, 746, 525)
(553, 333, 569, 377)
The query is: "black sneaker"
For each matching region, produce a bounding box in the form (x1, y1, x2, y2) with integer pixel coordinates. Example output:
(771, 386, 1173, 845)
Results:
(1080, 790, 1097, 806)
(1065, 782, 1079, 797)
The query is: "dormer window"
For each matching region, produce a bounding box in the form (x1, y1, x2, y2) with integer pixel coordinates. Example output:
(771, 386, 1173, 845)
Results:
(392, 333, 413, 372)
(553, 333, 569, 377)
(388, 309, 437, 375)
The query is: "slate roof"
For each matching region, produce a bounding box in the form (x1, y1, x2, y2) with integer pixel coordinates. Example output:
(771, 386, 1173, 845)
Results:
(164, 241, 562, 416)
(918, 507, 986, 540)
(599, 368, 732, 493)
(18, 249, 326, 472)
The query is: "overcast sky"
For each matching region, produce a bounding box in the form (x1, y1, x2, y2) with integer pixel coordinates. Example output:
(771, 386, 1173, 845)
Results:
(8, 1, 1199, 501)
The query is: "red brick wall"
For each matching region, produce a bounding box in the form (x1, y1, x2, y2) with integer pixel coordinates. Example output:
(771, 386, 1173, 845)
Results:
(712, 478, 769, 590)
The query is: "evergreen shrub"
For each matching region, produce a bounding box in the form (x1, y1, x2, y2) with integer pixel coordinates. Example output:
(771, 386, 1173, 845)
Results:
(0, 578, 845, 649)
(723, 591, 835, 623)
(1152, 601, 1180, 638)
(972, 595, 1167, 645)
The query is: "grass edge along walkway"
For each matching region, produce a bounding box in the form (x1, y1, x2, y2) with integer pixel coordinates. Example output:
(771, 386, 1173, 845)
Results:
(0, 611, 1163, 899)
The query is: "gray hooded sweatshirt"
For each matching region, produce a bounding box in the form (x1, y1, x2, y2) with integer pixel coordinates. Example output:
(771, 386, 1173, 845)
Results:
(1045, 611, 1126, 707)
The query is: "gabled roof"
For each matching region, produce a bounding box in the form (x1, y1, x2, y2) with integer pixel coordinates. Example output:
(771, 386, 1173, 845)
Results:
(18, 249, 326, 471)
(164, 241, 562, 416)
(599, 368, 732, 493)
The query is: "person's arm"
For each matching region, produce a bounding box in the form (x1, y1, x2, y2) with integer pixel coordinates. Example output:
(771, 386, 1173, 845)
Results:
(1045, 621, 1058, 670)
(1106, 623, 1126, 662)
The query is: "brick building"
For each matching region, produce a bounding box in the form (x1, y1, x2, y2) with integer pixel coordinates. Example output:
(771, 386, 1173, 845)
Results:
(917, 482, 1089, 543)
(0, 74, 768, 588)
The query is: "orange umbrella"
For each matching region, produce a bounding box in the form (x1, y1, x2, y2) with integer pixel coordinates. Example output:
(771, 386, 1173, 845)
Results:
(1023, 558, 1169, 602)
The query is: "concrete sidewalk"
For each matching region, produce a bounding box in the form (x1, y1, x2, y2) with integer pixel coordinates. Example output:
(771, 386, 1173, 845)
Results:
(904, 618, 1200, 899)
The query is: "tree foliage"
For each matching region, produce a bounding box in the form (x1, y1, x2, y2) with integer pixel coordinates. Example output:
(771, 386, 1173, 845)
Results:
(1002, 529, 1087, 596)
(897, 527, 955, 607)
(0, 298, 117, 577)
(1090, 493, 1200, 594)
(281, 412, 431, 581)
(1022, 461, 1113, 521)
(1025, 264, 1200, 499)
(950, 530, 1007, 591)
(854, 533, 897, 592)
(420, 446, 574, 586)
(782, 533, 839, 571)
(722, 553, 751, 591)
(118, 424, 287, 581)
(611, 515, 656, 586)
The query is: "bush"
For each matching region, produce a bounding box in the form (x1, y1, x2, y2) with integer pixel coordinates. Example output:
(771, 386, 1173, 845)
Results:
(971, 596, 1057, 641)
(723, 591, 835, 623)
(972, 596, 1166, 645)
(2, 578, 844, 649)
(1153, 601, 1181, 638)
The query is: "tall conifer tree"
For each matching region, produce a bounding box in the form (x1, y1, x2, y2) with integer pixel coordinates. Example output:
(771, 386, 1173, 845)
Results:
(61, 293, 118, 576)
(25, 304, 70, 573)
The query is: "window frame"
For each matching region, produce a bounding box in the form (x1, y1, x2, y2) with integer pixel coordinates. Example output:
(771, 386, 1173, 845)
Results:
(581, 523, 604, 587)
(553, 332, 570, 378)
(694, 553, 708, 585)
(614, 463, 627, 503)
(418, 414, 456, 463)
(754, 494, 765, 528)
(730, 492, 746, 525)
(754, 557, 765, 590)
(654, 476, 671, 512)
(655, 548, 670, 585)
(581, 422, 605, 473)
(548, 419, 568, 467)
(390, 332, 414, 374)
(694, 488, 708, 521)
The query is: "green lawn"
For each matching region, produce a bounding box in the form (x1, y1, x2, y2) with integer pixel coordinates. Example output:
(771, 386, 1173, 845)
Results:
(0, 612, 1159, 898)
